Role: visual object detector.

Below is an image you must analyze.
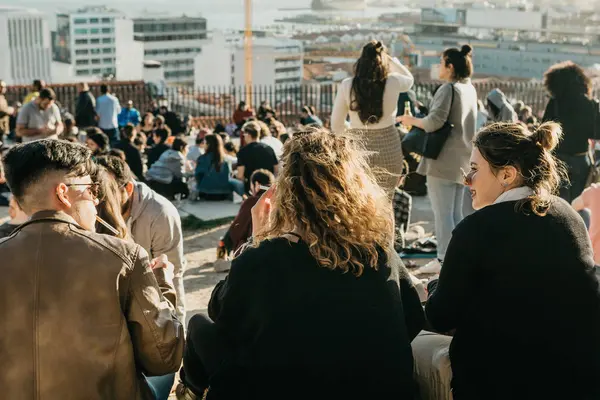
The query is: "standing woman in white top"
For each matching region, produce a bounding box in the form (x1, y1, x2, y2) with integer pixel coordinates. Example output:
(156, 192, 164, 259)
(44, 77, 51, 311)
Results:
(331, 40, 414, 197)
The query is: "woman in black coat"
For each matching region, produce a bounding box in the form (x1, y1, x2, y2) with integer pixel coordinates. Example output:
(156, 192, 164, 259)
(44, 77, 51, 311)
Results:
(178, 129, 425, 400)
(542, 61, 600, 202)
(426, 121, 600, 399)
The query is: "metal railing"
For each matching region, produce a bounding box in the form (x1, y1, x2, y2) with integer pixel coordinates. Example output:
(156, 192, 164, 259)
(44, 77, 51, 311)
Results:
(5, 81, 153, 117)
(163, 84, 338, 127)
(161, 81, 561, 128)
(9, 79, 600, 128)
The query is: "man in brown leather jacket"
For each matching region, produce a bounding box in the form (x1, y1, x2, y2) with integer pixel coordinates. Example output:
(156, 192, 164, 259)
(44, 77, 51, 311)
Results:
(0, 139, 184, 399)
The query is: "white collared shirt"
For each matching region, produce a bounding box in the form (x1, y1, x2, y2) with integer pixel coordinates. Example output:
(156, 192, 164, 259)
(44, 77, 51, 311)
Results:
(493, 186, 535, 205)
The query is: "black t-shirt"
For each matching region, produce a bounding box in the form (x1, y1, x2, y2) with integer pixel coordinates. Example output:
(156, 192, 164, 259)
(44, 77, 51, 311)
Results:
(237, 142, 278, 191)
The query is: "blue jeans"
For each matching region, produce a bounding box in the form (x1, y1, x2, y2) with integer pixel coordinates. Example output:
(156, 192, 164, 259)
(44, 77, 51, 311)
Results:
(147, 373, 176, 400)
(229, 178, 246, 196)
(427, 176, 464, 261)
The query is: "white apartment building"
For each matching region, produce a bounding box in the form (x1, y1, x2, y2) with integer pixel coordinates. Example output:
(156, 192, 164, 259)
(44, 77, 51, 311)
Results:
(0, 6, 52, 85)
(194, 32, 304, 88)
(134, 16, 207, 85)
(52, 6, 143, 83)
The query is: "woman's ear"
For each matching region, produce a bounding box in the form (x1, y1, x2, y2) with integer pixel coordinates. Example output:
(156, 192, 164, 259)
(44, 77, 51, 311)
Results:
(502, 165, 519, 186)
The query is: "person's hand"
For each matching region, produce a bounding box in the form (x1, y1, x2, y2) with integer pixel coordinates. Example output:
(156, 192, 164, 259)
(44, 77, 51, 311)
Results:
(251, 185, 276, 237)
(150, 254, 175, 281)
(396, 115, 417, 126)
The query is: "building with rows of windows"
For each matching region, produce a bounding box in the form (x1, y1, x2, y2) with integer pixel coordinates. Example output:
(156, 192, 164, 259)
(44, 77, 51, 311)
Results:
(52, 6, 143, 83)
(0, 6, 52, 85)
(133, 16, 207, 85)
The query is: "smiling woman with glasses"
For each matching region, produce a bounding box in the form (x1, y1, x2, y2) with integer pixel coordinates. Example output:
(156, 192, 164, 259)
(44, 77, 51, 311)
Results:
(425, 121, 600, 399)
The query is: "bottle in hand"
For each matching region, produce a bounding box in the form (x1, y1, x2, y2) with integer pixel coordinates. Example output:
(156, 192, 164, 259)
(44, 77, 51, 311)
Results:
(402, 101, 412, 131)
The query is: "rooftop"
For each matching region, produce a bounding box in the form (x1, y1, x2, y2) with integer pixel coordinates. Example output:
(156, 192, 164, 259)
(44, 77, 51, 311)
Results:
(71, 6, 123, 15)
(0, 6, 43, 15)
(133, 15, 207, 22)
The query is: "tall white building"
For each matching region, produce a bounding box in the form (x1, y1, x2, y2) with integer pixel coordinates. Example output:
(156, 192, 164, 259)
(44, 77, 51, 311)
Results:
(0, 6, 52, 85)
(194, 32, 304, 88)
(52, 6, 143, 83)
(134, 16, 207, 85)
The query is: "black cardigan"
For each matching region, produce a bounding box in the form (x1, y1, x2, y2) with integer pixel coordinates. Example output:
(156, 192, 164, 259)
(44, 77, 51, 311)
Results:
(426, 197, 600, 399)
(207, 238, 425, 399)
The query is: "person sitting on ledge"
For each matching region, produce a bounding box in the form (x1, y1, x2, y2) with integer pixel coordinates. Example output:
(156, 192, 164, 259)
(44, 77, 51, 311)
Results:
(214, 168, 275, 273)
(176, 129, 425, 400)
(195, 133, 245, 201)
(425, 122, 600, 399)
(146, 137, 189, 200)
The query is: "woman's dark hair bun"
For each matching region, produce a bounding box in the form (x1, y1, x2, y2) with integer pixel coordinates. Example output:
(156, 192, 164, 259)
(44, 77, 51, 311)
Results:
(461, 44, 473, 56)
(530, 122, 562, 152)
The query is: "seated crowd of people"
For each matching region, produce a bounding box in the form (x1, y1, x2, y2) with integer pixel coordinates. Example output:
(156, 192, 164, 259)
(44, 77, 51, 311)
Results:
(2, 120, 600, 399)
(2, 72, 600, 400)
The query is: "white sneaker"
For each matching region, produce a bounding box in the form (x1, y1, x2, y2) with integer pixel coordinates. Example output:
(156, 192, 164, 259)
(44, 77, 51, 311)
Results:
(417, 259, 442, 275)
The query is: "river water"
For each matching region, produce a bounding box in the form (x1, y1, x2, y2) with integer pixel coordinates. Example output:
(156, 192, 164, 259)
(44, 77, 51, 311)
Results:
(13, 0, 411, 30)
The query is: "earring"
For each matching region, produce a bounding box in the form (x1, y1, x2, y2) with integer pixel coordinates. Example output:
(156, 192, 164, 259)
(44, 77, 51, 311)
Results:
(502, 182, 509, 188)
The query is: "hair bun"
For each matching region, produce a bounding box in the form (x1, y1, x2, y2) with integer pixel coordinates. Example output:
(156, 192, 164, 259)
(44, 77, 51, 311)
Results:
(375, 41, 384, 53)
(460, 44, 473, 56)
(531, 122, 563, 151)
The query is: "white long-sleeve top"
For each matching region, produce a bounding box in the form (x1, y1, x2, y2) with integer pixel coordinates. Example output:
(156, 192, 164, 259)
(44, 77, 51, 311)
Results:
(330, 57, 414, 133)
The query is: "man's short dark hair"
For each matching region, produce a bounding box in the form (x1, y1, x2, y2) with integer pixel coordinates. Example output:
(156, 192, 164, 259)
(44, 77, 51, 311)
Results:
(100, 84, 109, 94)
(121, 124, 136, 141)
(33, 79, 43, 91)
(3, 139, 95, 203)
(39, 88, 56, 101)
(153, 128, 169, 144)
(250, 169, 275, 188)
(87, 131, 110, 153)
(95, 155, 134, 187)
(172, 137, 188, 152)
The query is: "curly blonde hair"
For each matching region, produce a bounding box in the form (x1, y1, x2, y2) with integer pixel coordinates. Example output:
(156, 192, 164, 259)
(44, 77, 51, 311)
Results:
(255, 129, 393, 276)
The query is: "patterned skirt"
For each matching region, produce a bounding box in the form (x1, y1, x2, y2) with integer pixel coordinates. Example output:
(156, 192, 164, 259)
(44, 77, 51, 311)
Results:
(348, 125, 404, 198)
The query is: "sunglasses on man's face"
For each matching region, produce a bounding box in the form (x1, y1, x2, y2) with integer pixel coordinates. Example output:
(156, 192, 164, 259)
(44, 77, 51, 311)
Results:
(66, 183, 103, 201)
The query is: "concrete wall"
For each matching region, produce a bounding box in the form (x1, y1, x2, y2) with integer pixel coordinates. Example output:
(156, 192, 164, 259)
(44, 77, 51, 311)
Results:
(194, 32, 232, 88)
(114, 19, 143, 81)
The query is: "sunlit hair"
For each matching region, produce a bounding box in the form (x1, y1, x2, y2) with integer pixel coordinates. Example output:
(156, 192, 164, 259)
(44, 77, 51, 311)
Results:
(94, 165, 128, 239)
(350, 40, 390, 125)
(474, 122, 568, 216)
(255, 128, 393, 276)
